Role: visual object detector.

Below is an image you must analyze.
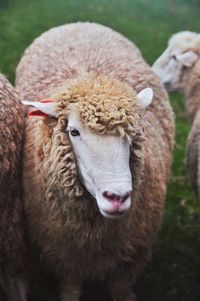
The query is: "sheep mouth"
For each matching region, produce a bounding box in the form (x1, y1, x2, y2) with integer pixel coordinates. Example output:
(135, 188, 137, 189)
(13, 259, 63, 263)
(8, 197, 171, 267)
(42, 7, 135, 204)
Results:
(107, 211, 125, 217)
(99, 208, 126, 219)
(163, 81, 176, 92)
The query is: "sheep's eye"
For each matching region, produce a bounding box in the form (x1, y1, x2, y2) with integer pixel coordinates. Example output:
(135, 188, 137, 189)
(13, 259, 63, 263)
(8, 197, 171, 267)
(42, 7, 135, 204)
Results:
(171, 55, 177, 60)
(70, 128, 80, 136)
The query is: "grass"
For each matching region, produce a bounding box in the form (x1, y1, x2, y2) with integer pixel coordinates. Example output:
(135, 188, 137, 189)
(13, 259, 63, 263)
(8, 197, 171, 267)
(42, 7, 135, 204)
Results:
(1, 0, 200, 300)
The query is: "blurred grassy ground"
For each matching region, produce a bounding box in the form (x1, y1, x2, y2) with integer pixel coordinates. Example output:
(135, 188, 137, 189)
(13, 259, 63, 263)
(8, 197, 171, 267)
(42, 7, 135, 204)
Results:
(1, 0, 200, 300)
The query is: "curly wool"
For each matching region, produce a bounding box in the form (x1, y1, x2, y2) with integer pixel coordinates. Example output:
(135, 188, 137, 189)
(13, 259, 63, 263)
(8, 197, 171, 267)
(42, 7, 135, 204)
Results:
(44, 116, 84, 200)
(52, 75, 141, 139)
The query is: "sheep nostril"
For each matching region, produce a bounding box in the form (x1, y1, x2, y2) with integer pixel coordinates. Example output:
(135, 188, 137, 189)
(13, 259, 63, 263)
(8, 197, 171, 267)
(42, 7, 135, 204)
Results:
(103, 191, 132, 203)
(103, 191, 116, 201)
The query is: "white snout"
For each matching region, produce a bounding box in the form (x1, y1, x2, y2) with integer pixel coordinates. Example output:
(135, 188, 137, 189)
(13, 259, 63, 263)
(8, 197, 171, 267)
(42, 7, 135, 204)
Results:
(67, 111, 133, 219)
(96, 182, 132, 219)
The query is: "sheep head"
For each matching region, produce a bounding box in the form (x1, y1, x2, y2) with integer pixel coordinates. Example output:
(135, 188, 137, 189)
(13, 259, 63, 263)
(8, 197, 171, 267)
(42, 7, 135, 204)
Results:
(152, 31, 199, 92)
(23, 76, 153, 218)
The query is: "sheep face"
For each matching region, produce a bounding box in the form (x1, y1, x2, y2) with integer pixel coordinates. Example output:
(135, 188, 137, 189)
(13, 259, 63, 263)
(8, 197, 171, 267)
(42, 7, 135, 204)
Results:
(66, 108, 132, 218)
(23, 79, 153, 219)
(152, 31, 199, 92)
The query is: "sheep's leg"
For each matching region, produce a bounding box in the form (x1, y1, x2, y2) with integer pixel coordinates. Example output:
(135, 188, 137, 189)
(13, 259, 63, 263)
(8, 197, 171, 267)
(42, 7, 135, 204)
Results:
(110, 279, 136, 301)
(60, 284, 80, 301)
(1, 272, 27, 301)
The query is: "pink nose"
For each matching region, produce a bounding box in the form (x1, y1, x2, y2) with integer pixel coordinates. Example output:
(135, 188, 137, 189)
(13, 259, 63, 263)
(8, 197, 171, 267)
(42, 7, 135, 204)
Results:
(103, 190, 132, 204)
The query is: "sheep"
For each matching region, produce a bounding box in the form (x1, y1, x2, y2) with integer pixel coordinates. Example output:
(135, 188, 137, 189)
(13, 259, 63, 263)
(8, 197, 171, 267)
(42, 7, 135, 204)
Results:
(16, 22, 174, 301)
(0, 73, 26, 301)
(152, 31, 200, 199)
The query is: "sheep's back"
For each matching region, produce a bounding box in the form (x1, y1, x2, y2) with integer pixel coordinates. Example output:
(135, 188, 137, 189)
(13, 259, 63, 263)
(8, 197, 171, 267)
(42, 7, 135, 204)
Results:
(16, 22, 174, 153)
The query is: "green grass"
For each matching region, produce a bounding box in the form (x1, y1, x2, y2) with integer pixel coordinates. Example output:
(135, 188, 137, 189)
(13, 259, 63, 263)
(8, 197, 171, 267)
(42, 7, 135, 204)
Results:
(1, 0, 200, 300)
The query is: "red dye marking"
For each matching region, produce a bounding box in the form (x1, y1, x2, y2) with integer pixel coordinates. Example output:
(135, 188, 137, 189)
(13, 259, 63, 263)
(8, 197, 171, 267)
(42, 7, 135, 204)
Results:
(28, 110, 48, 117)
(40, 99, 56, 103)
(27, 99, 56, 117)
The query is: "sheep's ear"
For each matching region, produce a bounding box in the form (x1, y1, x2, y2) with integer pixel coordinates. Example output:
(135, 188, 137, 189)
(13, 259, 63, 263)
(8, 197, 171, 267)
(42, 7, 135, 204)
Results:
(137, 87, 153, 108)
(176, 51, 198, 67)
(22, 99, 58, 117)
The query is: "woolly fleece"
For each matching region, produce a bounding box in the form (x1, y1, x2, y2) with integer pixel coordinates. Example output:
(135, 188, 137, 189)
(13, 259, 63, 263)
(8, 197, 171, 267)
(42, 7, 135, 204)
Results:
(16, 22, 174, 298)
(0, 73, 26, 297)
